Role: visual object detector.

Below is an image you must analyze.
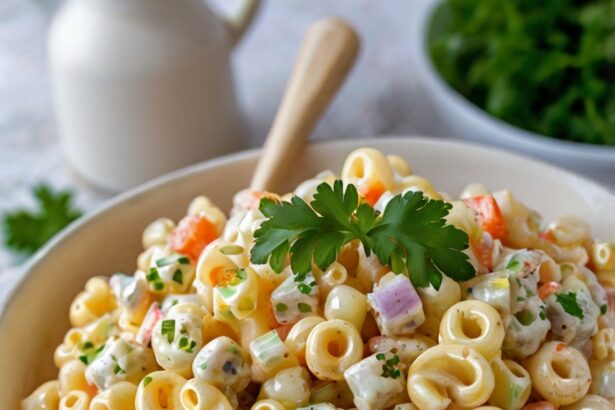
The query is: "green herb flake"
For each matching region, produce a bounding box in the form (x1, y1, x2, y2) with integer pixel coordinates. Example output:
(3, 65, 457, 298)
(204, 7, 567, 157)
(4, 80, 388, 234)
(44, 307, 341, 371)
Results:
(78, 355, 89, 365)
(377, 353, 401, 379)
(81, 341, 93, 351)
(146, 268, 160, 282)
(220, 245, 244, 255)
(601, 304, 608, 315)
(199, 362, 208, 370)
(250, 181, 474, 290)
(161, 319, 176, 343)
(154, 282, 164, 291)
(297, 302, 312, 313)
(172, 269, 183, 285)
(113, 364, 125, 374)
(143, 376, 153, 386)
(276, 303, 288, 313)
(539, 306, 547, 320)
(178, 256, 190, 265)
(297, 283, 312, 295)
(556, 292, 584, 320)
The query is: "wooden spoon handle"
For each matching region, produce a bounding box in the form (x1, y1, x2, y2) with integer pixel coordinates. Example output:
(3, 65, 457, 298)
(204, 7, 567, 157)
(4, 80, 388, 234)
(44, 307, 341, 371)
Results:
(250, 17, 360, 192)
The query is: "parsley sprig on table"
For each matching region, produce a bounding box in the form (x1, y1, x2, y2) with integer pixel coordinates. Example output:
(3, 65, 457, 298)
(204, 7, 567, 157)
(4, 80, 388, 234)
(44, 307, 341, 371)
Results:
(250, 180, 474, 289)
(2, 185, 82, 255)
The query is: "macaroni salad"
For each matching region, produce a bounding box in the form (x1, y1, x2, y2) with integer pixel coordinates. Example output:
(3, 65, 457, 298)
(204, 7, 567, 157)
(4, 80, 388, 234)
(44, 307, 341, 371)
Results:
(23, 148, 615, 410)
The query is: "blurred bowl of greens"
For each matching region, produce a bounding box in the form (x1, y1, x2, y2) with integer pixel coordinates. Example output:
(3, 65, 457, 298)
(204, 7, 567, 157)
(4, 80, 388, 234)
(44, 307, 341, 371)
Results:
(412, 0, 615, 185)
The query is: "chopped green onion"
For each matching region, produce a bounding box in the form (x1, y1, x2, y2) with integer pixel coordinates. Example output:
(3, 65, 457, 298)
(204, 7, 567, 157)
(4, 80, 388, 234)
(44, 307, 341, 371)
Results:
(146, 267, 160, 282)
(161, 319, 176, 343)
(297, 302, 312, 313)
(172, 269, 183, 285)
(220, 245, 244, 255)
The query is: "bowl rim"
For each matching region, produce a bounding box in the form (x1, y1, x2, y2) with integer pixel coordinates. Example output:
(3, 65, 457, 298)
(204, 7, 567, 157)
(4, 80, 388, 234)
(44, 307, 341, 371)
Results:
(413, 0, 615, 157)
(3, 136, 615, 328)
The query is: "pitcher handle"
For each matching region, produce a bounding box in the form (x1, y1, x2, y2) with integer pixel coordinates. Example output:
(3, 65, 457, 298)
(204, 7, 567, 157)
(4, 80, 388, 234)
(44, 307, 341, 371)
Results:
(222, 0, 262, 49)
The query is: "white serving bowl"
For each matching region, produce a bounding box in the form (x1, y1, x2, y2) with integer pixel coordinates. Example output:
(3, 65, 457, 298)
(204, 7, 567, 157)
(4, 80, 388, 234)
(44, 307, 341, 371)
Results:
(2, 137, 615, 407)
(411, 0, 615, 186)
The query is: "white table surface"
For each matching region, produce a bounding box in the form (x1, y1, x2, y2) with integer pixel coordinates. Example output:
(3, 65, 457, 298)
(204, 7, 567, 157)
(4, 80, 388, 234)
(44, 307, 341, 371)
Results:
(0, 0, 610, 287)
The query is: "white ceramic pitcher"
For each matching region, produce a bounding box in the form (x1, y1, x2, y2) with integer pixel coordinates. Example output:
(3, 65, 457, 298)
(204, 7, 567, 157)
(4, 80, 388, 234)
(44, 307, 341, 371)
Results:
(48, 0, 261, 191)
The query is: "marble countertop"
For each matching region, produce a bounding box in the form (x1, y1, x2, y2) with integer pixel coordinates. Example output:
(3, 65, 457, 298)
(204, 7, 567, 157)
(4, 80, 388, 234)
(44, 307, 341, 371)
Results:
(0, 0, 611, 283)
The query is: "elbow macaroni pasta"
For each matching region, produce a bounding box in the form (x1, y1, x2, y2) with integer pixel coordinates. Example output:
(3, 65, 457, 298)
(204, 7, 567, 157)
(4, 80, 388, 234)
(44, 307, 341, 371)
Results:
(21, 148, 615, 409)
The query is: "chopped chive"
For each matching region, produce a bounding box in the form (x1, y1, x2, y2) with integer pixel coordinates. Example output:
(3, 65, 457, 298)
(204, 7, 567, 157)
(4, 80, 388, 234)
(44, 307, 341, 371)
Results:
(188, 340, 197, 353)
(539, 306, 547, 320)
(220, 245, 244, 255)
(172, 269, 183, 285)
(236, 269, 247, 281)
(179, 337, 189, 349)
(171, 299, 179, 307)
(143, 376, 152, 386)
(601, 304, 608, 315)
(146, 267, 160, 282)
(297, 283, 312, 295)
(161, 319, 176, 343)
(178, 256, 190, 265)
(113, 364, 125, 374)
(297, 302, 312, 313)
(276, 303, 288, 313)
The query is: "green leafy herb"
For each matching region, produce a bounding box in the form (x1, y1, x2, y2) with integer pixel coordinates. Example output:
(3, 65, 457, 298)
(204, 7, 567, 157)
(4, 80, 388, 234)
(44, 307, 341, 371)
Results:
(376, 353, 401, 379)
(297, 302, 312, 313)
(2, 185, 82, 254)
(113, 364, 125, 374)
(429, 0, 615, 145)
(601, 304, 608, 315)
(146, 268, 160, 282)
(297, 283, 313, 295)
(81, 341, 93, 350)
(172, 269, 183, 285)
(143, 376, 152, 386)
(250, 181, 473, 289)
(161, 319, 176, 343)
(154, 282, 164, 291)
(556, 292, 584, 320)
(276, 303, 288, 313)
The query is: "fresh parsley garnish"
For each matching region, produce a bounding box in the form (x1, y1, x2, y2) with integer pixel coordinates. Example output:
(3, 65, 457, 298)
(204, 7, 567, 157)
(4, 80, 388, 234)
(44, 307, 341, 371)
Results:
(143, 376, 153, 386)
(2, 185, 82, 255)
(161, 319, 176, 343)
(556, 292, 584, 320)
(250, 180, 474, 289)
(113, 364, 125, 374)
(376, 353, 401, 379)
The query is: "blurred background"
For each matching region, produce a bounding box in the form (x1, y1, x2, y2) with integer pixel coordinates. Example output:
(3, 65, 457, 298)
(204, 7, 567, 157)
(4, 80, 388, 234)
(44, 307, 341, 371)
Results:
(1, 0, 613, 274)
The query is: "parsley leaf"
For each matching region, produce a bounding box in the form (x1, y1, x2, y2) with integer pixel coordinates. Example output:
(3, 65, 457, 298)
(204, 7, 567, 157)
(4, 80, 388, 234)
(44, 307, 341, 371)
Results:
(251, 180, 474, 289)
(555, 292, 584, 320)
(2, 185, 82, 255)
